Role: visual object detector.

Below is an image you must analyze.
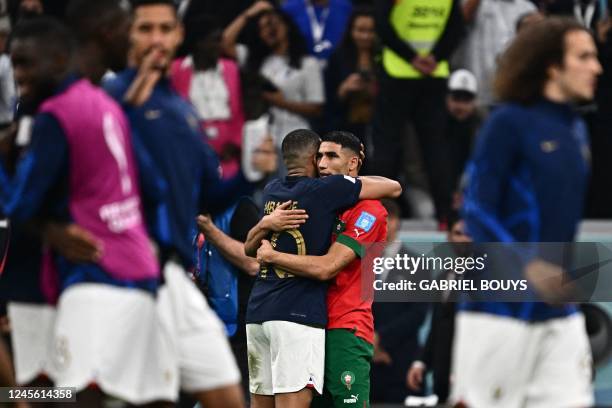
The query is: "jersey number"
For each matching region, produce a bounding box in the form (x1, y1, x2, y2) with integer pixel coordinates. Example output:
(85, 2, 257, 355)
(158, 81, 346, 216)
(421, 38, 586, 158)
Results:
(261, 229, 307, 279)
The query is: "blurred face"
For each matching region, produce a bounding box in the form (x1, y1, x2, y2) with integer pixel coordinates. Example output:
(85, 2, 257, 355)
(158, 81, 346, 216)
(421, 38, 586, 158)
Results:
(258, 13, 287, 49)
(19, 0, 43, 16)
(351, 15, 375, 51)
(130, 4, 183, 72)
(446, 94, 476, 121)
(11, 38, 61, 106)
(552, 30, 602, 102)
(317, 141, 358, 177)
(448, 220, 472, 244)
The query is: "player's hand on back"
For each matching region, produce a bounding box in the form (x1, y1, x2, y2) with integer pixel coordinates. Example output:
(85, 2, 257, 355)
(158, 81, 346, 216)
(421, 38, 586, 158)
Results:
(196, 214, 214, 234)
(263, 200, 308, 231)
(407, 362, 425, 390)
(43, 222, 103, 263)
(256, 239, 274, 264)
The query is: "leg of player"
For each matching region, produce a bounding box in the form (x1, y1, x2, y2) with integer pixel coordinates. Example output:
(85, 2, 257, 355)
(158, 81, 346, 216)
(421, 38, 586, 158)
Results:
(250, 394, 275, 408)
(193, 385, 245, 408)
(157, 262, 244, 408)
(0, 340, 13, 386)
(320, 329, 373, 408)
(274, 388, 314, 408)
(0, 339, 28, 408)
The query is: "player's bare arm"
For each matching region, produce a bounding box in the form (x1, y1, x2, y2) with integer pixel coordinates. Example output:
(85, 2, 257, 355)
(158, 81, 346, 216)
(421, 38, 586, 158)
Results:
(244, 200, 308, 257)
(358, 176, 402, 199)
(197, 214, 259, 276)
(257, 240, 355, 281)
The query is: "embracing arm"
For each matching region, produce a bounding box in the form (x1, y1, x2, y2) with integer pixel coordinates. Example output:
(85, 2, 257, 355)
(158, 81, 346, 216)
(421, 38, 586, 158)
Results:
(197, 215, 259, 276)
(244, 200, 308, 257)
(258, 240, 356, 281)
(359, 176, 402, 200)
(244, 217, 272, 257)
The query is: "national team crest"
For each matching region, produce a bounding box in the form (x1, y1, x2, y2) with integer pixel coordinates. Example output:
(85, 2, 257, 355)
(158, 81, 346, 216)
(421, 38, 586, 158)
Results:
(341, 371, 355, 390)
(355, 211, 375, 232)
(334, 217, 346, 234)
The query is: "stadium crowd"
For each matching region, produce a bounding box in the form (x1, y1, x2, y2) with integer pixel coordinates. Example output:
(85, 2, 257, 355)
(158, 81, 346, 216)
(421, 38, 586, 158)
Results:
(0, 0, 607, 407)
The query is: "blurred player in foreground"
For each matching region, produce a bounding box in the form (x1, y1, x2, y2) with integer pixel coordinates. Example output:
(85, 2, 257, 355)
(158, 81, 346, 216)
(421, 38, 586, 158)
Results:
(7, 17, 171, 406)
(454, 17, 602, 407)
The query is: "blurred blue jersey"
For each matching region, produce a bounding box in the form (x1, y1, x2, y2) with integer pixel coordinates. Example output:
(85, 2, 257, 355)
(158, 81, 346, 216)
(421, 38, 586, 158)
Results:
(104, 69, 253, 269)
(461, 100, 590, 321)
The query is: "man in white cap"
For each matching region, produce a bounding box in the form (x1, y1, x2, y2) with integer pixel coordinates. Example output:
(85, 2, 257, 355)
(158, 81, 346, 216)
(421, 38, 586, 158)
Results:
(445, 69, 482, 202)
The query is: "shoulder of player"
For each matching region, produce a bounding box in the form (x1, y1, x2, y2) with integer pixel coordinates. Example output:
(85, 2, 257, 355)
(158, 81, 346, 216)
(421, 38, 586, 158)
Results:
(316, 174, 357, 186)
(342, 199, 387, 222)
(102, 70, 133, 102)
(263, 178, 282, 194)
(488, 103, 529, 124)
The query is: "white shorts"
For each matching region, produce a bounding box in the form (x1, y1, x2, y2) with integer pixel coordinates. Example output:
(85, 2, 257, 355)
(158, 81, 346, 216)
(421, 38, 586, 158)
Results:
(451, 312, 594, 408)
(157, 261, 241, 393)
(246, 321, 325, 396)
(52, 284, 178, 404)
(8, 302, 57, 384)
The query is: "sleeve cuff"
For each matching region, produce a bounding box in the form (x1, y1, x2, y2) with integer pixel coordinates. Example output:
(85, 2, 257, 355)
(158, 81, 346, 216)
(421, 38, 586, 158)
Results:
(337, 234, 363, 258)
(411, 360, 426, 369)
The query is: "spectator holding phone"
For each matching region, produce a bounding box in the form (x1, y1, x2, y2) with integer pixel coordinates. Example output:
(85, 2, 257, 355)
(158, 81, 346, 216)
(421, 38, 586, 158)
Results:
(323, 6, 377, 143)
(222, 1, 324, 149)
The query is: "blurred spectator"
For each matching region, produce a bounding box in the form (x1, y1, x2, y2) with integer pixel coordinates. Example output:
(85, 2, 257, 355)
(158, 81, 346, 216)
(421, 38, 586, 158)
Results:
(370, 0, 464, 223)
(179, 0, 253, 28)
(445, 69, 482, 194)
(371, 199, 429, 403)
(222, 2, 324, 149)
(171, 15, 245, 179)
(0, 12, 13, 127)
(282, 0, 352, 64)
(516, 10, 546, 32)
(454, 0, 536, 108)
(406, 211, 471, 404)
(544, 0, 605, 31)
(324, 6, 377, 142)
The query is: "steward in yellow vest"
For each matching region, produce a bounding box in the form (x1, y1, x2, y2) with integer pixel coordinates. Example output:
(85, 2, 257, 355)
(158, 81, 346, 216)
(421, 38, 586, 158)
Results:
(378, 0, 463, 79)
(366, 0, 464, 230)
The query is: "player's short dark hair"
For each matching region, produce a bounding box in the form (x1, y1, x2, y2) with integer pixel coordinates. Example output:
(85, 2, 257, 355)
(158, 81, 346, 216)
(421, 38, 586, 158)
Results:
(381, 199, 401, 219)
(322, 131, 362, 157)
(11, 16, 74, 57)
(65, 0, 126, 42)
(494, 17, 587, 104)
(131, 0, 176, 12)
(281, 129, 321, 165)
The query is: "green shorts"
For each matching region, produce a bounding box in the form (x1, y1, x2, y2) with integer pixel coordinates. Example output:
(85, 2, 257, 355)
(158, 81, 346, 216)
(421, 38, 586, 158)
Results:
(312, 329, 373, 408)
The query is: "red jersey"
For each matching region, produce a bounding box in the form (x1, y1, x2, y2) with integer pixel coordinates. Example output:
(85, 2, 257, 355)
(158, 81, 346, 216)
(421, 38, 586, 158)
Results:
(327, 199, 387, 344)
